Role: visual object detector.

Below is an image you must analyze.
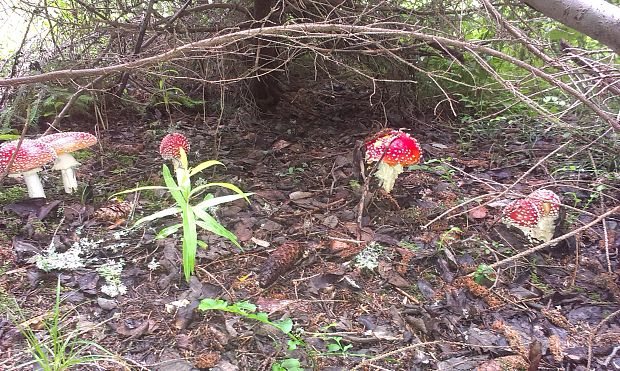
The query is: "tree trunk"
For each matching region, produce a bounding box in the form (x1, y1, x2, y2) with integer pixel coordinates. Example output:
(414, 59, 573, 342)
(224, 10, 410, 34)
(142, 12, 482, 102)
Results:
(522, 0, 620, 54)
(250, 0, 282, 113)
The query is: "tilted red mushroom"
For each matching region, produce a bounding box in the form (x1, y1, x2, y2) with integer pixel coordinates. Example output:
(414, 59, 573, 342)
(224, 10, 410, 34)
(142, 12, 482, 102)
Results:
(160, 133, 189, 170)
(365, 129, 421, 192)
(38, 132, 97, 194)
(0, 139, 57, 198)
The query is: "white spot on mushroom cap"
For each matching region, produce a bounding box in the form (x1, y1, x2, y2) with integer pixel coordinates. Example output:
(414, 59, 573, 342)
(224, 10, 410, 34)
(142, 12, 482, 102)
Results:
(38, 132, 97, 155)
(0, 139, 57, 174)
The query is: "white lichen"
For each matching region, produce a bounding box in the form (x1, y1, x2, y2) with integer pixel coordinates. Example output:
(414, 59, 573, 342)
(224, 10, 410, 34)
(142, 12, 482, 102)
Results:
(147, 258, 160, 271)
(31, 245, 85, 272)
(354, 242, 384, 271)
(97, 260, 127, 298)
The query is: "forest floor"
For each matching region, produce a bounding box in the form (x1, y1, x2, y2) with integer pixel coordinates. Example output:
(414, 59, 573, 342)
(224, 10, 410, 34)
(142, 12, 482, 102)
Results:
(0, 78, 619, 371)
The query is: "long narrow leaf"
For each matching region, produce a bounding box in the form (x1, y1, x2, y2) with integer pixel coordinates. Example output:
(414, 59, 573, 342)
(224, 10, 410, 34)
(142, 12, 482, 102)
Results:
(190, 182, 252, 202)
(111, 185, 171, 197)
(134, 206, 180, 226)
(189, 160, 223, 177)
(193, 193, 254, 211)
(162, 164, 186, 207)
(193, 208, 240, 248)
(156, 223, 182, 239)
(182, 205, 197, 282)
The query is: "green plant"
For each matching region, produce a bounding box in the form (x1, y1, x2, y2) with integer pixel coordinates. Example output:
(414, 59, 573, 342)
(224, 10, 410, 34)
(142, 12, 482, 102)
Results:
(409, 157, 456, 183)
(271, 358, 304, 371)
(437, 226, 463, 249)
(15, 278, 118, 370)
(325, 336, 353, 355)
(198, 298, 301, 350)
(115, 149, 252, 281)
(472, 264, 495, 285)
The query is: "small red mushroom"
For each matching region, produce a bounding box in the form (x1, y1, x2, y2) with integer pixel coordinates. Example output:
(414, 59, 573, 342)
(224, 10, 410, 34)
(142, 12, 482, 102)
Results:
(159, 133, 189, 169)
(38, 132, 98, 194)
(364, 129, 421, 192)
(0, 139, 57, 198)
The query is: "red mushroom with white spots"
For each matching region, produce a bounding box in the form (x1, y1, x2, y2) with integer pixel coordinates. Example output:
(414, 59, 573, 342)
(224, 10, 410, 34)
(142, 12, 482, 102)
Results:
(38, 132, 97, 194)
(365, 129, 421, 193)
(0, 139, 57, 198)
(160, 133, 189, 170)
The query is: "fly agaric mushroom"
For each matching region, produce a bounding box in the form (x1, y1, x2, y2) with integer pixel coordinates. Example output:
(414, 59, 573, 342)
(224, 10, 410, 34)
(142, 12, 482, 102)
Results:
(528, 189, 561, 242)
(38, 132, 97, 194)
(365, 129, 421, 193)
(501, 198, 541, 242)
(160, 133, 189, 170)
(0, 139, 57, 198)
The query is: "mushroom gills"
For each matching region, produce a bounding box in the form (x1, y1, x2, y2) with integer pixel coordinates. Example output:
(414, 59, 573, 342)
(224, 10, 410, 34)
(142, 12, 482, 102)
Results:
(374, 162, 404, 193)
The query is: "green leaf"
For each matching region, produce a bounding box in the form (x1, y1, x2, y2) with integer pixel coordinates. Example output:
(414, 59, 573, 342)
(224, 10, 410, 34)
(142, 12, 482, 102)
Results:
(134, 206, 180, 226)
(235, 301, 257, 313)
(198, 298, 229, 311)
(111, 185, 170, 198)
(162, 164, 186, 207)
(273, 318, 293, 334)
(193, 209, 240, 248)
(194, 193, 254, 211)
(181, 202, 197, 281)
(190, 182, 253, 203)
(179, 147, 189, 171)
(189, 160, 223, 177)
(155, 224, 182, 239)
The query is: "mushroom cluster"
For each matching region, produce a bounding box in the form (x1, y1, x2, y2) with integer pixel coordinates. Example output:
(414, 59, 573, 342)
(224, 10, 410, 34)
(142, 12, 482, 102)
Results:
(364, 129, 421, 193)
(0, 131, 97, 198)
(0, 139, 57, 198)
(502, 189, 561, 243)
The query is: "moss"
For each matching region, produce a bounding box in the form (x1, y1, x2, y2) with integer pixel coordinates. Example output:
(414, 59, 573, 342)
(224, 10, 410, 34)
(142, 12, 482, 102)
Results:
(0, 186, 27, 204)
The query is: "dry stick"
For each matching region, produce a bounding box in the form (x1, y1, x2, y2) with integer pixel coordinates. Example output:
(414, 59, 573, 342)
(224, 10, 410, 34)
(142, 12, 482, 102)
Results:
(44, 75, 107, 135)
(116, 0, 157, 95)
(350, 341, 442, 370)
(0, 23, 616, 131)
(0, 123, 30, 182)
(482, 206, 619, 271)
(586, 309, 620, 370)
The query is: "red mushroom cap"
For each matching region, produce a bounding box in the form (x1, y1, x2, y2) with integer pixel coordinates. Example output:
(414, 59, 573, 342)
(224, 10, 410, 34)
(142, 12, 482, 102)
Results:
(0, 139, 57, 173)
(528, 189, 560, 217)
(365, 130, 421, 166)
(38, 132, 97, 155)
(502, 199, 541, 228)
(160, 133, 189, 160)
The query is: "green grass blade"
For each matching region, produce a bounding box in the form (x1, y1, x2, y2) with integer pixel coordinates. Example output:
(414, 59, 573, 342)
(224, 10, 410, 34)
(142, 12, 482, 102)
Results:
(134, 206, 180, 226)
(189, 160, 223, 176)
(193, 193, 254, 211)
(110, 185, 171, 198)
(181, 204, 197, 282)
(193, 208, 240, 248)
(162, 164, 186, 207)
(190, 182, 252, 202)
(155, 223, 182, 239)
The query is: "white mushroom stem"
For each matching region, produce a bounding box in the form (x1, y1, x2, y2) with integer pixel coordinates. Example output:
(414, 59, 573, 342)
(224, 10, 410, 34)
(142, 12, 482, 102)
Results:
(52, 153, 81, 194)
(9, 168, 46, 198)
(374, 162, 404, 193)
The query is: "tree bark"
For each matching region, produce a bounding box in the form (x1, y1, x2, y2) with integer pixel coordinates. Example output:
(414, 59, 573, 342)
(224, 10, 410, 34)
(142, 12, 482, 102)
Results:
(522, 0, 620, 54)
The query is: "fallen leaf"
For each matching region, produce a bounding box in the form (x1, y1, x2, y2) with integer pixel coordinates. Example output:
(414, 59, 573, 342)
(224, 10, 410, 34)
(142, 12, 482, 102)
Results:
(468, 206, 488, 219)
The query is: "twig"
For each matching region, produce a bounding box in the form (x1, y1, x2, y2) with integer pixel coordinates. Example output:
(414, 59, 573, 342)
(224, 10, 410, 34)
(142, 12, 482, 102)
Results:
(587, 309, 620, 370)
(350, 341, 442, 370)
(482, 206, 619, 270)
(0, 24, 617, 131)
